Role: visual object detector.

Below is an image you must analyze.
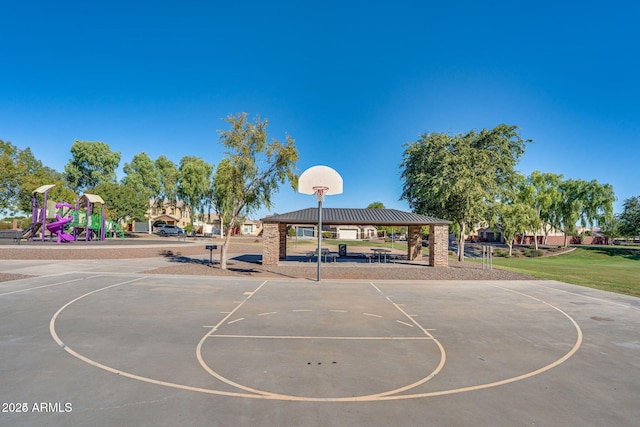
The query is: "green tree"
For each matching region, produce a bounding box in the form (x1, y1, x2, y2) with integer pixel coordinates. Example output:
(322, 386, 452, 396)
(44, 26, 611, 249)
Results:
(122, 152, 161, 201)
(155, 155, 179, 207)
(556, 179, 585, 247)
(492, 202, 538, 256)
(212, 158, 240, 237)
(401, 124, 529, 261)
(581, 180, 616, 229)
(527, 171, 563, 246)
(1, 140, 24, 212)
(122, 152, 162, 225)
(177, 156, 213, 233)
(65, 141, 121, 193)
(1, 140, 75, 214)
(212, 113, 298, 269)
(619, 196, 640, 238)
(600, 216, 623, 244)
(18, 165, 76, 214)
(556, 179, 616, 247)
(93, 182, 148, 223)
(367, 201, 385, 209)
(366, 202, 390, 236)
(517, 171, 564, 249)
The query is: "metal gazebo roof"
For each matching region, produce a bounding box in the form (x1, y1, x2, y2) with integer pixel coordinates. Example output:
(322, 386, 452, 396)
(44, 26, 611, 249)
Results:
(261, 208, 450, 226)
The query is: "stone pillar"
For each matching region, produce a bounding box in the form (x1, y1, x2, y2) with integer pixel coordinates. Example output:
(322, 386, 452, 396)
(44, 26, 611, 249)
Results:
(262, 222, 280, 265)
(278, 223, 287, 260)
(407, 225, 423, 261)
(429, 224, 449, 268)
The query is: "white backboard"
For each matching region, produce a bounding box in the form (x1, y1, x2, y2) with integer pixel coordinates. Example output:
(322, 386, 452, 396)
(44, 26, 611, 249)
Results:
(298, 165, 343, 195)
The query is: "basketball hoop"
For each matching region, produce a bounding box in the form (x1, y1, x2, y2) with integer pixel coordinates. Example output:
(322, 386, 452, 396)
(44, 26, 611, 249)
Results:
(299, 166, 344, 282)
(313, 186, 329, 202)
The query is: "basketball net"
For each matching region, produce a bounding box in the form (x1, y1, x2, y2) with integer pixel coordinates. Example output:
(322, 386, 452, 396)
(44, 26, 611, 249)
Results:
(313, 186, 329, 202)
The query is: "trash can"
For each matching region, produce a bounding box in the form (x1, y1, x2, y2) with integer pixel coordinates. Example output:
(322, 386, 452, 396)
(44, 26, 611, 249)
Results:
(338, 244, 347, 257)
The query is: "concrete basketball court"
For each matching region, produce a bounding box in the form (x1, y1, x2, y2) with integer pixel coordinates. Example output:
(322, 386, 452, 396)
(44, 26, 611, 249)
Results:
(1, 265, 639, 426)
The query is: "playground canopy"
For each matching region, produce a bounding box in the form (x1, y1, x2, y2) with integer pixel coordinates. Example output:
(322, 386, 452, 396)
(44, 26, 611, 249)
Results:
(32, 184, 56, 195)
(80, 194, 105, 205)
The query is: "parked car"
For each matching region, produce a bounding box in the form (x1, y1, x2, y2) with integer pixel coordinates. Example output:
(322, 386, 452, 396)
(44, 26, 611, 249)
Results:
(388, 233, 406, 241)
(156, 224, 185, 236)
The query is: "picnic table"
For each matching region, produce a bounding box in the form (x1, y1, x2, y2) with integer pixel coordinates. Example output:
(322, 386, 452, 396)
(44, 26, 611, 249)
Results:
(371, 248, 392, 263)
(306, 248, 338, 262)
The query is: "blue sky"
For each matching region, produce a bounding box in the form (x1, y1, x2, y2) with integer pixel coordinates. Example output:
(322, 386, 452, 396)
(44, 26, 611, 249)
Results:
(2, 1, 638, 219)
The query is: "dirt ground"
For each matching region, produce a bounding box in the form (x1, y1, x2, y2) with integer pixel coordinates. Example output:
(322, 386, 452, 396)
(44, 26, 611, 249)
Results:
(0, 237, 535, 282)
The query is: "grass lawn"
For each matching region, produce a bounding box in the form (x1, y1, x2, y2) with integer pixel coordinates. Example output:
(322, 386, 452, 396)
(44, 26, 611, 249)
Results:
(491, 246, 640, 297)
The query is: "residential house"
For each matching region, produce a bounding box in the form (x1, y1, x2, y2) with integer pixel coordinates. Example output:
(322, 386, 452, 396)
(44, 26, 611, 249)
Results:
(132, 200, 261, 236)
(291, 224, 378, 240)
(241, 219, 262, 236)
(474, 223, 604, 245)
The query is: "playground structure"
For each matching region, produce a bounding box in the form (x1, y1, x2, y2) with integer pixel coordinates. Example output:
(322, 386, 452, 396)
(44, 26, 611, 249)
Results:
(23, 185, 124, 243)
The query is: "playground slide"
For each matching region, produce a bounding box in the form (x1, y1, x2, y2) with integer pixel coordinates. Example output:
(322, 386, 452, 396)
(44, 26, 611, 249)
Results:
(46, 215, 76, 243)
(21, 222, 40, 240)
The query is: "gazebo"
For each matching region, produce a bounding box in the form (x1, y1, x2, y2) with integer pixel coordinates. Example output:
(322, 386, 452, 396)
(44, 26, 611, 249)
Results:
(261, 208, 451, 267)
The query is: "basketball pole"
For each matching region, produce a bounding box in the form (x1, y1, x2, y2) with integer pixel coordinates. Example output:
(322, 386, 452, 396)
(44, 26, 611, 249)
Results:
(299, 166, 342, 282)
(317, 196, 322, 282)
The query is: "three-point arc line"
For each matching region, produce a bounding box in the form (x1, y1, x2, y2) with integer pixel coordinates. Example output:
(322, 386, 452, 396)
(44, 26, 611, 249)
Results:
(48, 278, 584, 402)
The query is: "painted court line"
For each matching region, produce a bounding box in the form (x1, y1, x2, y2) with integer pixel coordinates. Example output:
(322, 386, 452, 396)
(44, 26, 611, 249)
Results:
(363, 313, 382, 318)
(193, 279, 447, 401)
(209, 334, 432, 340)
(46, 277, 585, 403)
(49, 276, 268, 400)
(368, 281, 447, 398)
(395, 320, 414, 327)
(0, 275, 102, 297)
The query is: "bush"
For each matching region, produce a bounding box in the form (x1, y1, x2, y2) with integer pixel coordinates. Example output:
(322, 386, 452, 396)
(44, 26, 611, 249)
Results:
(524, 248, 543, 257)
(494, 248, 509, 257)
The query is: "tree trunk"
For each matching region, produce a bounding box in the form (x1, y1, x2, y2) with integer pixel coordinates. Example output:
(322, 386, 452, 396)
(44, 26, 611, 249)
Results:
(533, 230, 539, 250)
(508, 242, 513, 257)
(219, 226, 233, 269)
(563, 232, 569, 247)
(458, 222, 465, 262)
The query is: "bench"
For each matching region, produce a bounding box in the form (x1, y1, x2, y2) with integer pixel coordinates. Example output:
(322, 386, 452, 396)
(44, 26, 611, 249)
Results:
(0, 230, 22, 244)
(388, 254, 402, 263)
